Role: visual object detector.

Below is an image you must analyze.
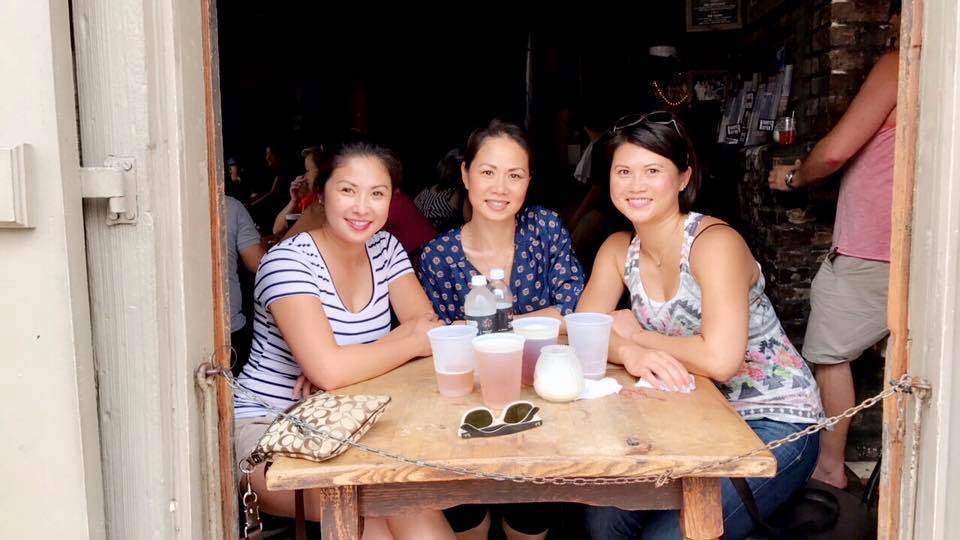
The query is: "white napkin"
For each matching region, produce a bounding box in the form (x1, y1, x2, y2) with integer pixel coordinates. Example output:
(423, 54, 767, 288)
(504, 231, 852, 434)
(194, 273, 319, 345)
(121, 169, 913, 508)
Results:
(577, 377, 623, 400)
(635, 377, 696, 393)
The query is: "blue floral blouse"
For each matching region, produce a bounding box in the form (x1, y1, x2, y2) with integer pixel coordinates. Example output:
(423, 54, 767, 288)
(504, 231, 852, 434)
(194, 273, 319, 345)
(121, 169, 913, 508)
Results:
(418, 206, 584, 323)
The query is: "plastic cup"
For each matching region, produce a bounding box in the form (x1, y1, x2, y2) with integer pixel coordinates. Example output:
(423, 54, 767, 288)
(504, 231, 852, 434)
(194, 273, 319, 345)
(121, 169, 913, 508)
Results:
(427, 325, 478, 397)
(563, 313, 614, 379)
(473, 333, 525, 408)
(510, 317, 561, 386)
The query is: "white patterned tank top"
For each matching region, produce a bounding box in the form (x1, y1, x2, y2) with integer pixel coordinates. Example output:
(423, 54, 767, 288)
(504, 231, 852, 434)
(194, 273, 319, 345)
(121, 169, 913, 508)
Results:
(623, 212, 823, 424)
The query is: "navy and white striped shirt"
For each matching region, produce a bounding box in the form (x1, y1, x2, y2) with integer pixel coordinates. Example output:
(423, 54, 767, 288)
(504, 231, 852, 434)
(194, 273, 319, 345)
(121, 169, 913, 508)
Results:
(234, 231, 413, 418)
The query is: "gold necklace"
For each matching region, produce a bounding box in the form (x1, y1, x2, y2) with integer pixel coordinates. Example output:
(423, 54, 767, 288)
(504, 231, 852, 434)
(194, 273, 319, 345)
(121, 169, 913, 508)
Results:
(652, 80, 690, 107)
(640, 217, 684, 268)
(641, 246, 666, 268)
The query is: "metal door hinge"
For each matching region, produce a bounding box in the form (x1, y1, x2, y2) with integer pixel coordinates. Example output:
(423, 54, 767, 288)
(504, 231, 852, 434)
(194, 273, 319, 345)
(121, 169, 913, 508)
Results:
(80, 155, 137, 224)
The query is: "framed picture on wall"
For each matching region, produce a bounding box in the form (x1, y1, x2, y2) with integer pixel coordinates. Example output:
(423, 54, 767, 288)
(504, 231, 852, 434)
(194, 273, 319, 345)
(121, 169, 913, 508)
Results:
(687, 0, 743, 32)
(689, 70, 730, 102)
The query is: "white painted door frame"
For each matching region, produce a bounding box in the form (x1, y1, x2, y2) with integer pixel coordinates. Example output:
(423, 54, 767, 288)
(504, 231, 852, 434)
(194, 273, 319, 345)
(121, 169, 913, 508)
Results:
(892, 0, 960, 537)
(0, 1, 104, 537)
(71, 0, 223, 537)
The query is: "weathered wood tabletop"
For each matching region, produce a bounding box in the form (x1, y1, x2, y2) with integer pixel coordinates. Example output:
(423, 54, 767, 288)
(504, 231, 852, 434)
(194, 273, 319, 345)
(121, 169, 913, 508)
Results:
(267, 358, 775, 539)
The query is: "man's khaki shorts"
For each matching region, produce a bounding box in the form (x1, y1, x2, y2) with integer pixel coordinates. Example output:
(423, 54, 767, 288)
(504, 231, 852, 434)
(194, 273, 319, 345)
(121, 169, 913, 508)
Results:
(802, 254, 890, 365)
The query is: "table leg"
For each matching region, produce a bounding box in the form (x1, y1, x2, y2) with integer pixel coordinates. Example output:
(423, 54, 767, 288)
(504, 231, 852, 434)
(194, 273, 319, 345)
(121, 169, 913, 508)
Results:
(295, 490, 306, 540)
(680, 477, 723, 540)
(318, 486, 360, 540)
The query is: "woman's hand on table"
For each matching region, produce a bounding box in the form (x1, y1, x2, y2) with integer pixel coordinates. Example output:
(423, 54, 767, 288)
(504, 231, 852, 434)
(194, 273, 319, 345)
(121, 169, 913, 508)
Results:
(620, 344, 695, 392)
(393, 312, 440, 335)
(292, 374, 320, 399)
(405, 313, 443, 357)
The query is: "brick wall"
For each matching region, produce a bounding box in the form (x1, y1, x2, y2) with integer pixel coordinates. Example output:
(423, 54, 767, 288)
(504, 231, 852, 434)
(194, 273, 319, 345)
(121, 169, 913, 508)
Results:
(803, 0, 895, 138)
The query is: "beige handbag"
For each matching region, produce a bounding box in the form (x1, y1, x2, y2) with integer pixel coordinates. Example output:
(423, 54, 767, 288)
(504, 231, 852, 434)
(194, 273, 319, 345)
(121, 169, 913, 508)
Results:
(240, 392, 390, 539)
(248, 392, 391, 466)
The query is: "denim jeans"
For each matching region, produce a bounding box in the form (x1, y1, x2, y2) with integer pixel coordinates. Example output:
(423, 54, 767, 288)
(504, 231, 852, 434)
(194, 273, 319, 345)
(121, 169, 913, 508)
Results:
(585, 419, 820, 540)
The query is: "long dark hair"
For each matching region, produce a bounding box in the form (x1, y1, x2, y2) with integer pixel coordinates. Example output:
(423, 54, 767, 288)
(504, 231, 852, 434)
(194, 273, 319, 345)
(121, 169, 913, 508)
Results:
(463, 119, 531, 171)
(606, 112, 701, 213)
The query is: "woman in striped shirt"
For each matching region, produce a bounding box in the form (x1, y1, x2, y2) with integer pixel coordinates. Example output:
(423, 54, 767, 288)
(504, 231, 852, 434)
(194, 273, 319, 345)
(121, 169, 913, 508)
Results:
(234, 141, 453, 539)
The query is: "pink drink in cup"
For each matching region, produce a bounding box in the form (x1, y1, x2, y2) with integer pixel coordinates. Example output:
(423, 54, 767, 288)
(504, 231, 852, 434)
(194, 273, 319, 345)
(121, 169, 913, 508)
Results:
(473, 333, 525, 408)
(510, 317, 561, 386)
(427, 325, 478, 397)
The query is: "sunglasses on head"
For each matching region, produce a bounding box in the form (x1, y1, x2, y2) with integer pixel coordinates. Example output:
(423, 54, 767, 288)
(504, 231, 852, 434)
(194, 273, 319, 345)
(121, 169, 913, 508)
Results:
(459, 401, 543, 439)
(610, 111, 682, 137)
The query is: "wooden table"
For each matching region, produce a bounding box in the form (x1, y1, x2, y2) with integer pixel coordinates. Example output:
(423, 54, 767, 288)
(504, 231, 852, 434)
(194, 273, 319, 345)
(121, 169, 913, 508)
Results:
(266, 359, 776, 539)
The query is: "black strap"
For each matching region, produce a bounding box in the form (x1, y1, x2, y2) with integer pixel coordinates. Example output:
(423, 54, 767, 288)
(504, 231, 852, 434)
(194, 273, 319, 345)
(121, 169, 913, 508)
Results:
(690, 222, 733, 250)
(862, 456, 883, 505)
(732, 478, 839, 537)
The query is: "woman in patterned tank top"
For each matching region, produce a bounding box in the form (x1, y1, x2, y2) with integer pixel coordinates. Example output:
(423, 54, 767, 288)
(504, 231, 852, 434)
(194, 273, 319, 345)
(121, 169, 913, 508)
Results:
(580, 112, 823, 540)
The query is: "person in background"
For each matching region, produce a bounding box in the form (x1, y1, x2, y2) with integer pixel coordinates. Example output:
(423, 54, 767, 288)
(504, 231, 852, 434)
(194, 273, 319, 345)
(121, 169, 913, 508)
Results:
(225, 156, 251, 202)
(272, 145, 327, 236)
(225, 195, 265, 375)
(767, 0, 901, 490)
(568, 109, 625, 273)
(249, 143, 290, 230)
(414, 148, 469, 232)
(385, 185, 436, 258)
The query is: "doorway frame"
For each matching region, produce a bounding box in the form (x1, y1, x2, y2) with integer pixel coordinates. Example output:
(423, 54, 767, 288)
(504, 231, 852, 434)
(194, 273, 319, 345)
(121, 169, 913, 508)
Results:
(877, 0, 923, 537)
(200, 2, 930, 538)
(199, 0, 237, 537)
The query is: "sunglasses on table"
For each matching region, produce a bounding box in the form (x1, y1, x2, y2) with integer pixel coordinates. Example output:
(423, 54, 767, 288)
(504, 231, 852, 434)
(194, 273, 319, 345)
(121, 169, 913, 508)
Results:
(458, 401, 543, 439)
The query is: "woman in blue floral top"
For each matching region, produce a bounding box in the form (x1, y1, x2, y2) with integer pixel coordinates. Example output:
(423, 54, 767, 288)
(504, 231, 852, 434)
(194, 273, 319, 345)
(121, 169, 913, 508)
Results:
(419, 120, 583, 539)
(419, 119, 584, 325)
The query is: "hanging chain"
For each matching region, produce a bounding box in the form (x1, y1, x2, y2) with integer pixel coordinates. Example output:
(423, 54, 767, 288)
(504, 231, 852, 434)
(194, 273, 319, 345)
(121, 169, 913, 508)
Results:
(206, 364, 929, 488)
(652, 80, 690, 107)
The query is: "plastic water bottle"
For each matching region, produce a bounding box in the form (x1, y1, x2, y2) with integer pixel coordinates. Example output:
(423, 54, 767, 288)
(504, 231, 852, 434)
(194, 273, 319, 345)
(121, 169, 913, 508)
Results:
(464, 274, 497, 335)
(488, 268, 514, 332)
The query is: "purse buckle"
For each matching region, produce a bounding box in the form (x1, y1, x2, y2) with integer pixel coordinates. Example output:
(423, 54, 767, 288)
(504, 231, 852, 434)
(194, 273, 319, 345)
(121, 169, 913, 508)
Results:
(241, 470, 264, 539)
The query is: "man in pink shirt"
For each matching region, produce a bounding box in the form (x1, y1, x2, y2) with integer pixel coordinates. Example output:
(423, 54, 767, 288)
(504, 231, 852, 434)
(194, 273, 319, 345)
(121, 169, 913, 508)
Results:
(768, 1, 901, 489)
